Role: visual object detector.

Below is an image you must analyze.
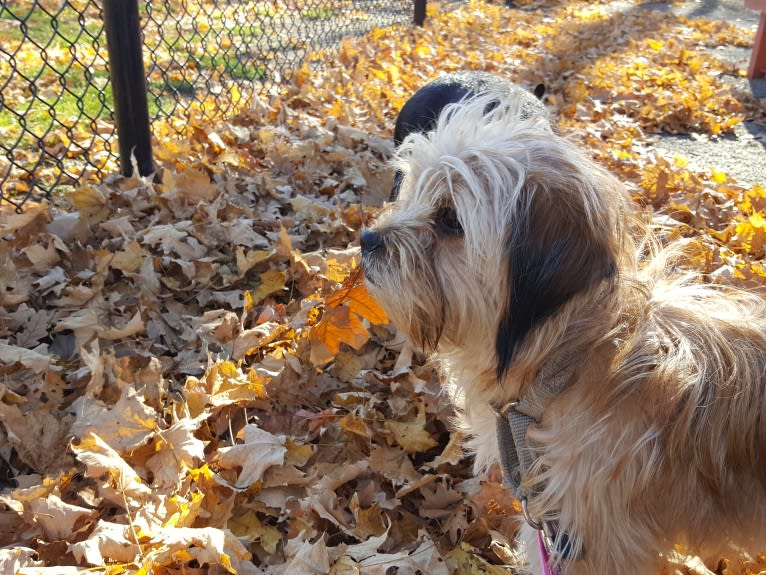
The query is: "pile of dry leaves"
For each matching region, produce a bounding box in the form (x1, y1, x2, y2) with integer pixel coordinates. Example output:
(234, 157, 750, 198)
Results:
(2, 0, 766, 574)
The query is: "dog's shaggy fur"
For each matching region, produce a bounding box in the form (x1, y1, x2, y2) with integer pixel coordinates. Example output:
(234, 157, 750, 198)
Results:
(361, 94, 766, 574)
(389, 72, 545, 201)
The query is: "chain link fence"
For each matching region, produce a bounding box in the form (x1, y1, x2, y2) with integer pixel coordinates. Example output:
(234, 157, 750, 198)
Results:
(0, 0, 113, 208)
(0, 0, 424, 210)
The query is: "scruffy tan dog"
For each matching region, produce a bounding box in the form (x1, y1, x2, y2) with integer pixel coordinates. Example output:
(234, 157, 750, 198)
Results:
(361, 93, 766, 575)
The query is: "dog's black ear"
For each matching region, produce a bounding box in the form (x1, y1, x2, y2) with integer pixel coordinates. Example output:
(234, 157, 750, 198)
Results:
(495, 189, 617, 377)
(390, 170, 404, 202)
(394, 82, 473, 147)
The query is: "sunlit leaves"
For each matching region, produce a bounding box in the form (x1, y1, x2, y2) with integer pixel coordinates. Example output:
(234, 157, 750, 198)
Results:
(309, 272, 389, 366)
(2, 0, 766, 574)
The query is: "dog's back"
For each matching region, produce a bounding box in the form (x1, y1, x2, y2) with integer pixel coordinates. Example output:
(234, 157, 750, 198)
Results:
(536, 257, 766, 573)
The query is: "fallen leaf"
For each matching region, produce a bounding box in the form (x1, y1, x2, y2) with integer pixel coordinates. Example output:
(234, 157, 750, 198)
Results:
(384, 400, 438, 454)
(216, 424, 287, 489)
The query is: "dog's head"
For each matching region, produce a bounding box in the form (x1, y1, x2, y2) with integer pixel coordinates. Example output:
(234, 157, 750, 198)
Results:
(390, 72, 546, 201)
(362, 94, 632, 379)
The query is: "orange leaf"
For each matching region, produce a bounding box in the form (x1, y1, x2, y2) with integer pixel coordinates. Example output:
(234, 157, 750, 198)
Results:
(326, 272, 388, 326)
(309, 305, 369, 366)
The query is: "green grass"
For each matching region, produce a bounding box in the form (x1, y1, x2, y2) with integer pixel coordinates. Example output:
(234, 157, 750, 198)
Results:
(0, 65, 113, 141)
(255, 4, 277, 18)
(0, 0, 330, 195)
(0, 73, 112, 142)
(230, 24, 263, 38)
(0, 1, 271, 148)
(196, 54, 267, 81)
(148, 78, 196, 117)
(0, 2, 109, 139)
(303, 7, 337, 21)
(0, 3, 102, 47)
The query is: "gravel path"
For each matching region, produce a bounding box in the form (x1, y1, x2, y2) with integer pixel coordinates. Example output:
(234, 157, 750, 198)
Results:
(640, 0, 766, 186)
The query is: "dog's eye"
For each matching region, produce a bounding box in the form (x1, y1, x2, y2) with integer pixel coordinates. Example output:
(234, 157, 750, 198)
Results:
(435, 207, 463, 236)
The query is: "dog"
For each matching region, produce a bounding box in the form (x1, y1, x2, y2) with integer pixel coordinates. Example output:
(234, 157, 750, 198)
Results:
(361, 92, 766, 574)
(389, 72, 545, 201)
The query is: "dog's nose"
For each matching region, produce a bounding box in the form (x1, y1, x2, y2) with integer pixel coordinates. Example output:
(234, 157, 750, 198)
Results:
(360, 229, 384, 255)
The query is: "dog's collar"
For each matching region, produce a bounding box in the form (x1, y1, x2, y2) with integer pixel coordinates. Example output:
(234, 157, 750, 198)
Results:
(493, 350, 575, 498)
(492, 351, 577, 570)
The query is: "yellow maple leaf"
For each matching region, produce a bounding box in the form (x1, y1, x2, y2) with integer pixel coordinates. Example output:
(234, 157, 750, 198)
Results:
(252, 269, 287, 303)
(384, 401, 438, 454)
(228, 510, 283, 554)
(750, 213, 766, 230)
(68, 185, 109, 222)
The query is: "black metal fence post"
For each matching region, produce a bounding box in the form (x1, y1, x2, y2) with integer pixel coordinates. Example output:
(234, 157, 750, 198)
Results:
(414, 0, 427, 26)
(102, 0, 154, 178)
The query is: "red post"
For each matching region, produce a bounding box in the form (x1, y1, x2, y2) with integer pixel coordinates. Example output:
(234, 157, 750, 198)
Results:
(745, 0, 766, 78)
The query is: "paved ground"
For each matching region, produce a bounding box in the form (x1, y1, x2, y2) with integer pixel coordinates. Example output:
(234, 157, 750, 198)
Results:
(640, 0, 766, 185)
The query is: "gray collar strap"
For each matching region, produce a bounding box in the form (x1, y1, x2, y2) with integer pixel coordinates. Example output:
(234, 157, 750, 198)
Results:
(493, 352, 577, 572)
(493, 351, 575, 502)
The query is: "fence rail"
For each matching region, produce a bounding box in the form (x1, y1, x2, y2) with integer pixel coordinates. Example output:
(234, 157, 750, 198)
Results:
(0, 0, 428, 210)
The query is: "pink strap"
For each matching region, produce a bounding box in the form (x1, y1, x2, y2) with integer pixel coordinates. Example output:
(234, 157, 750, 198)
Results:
(537, 529, 555, 575)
